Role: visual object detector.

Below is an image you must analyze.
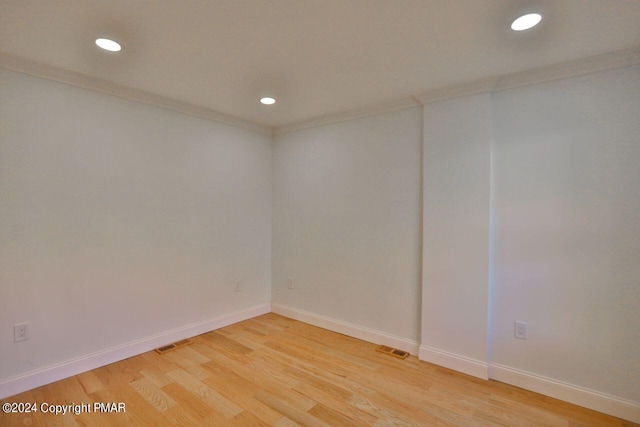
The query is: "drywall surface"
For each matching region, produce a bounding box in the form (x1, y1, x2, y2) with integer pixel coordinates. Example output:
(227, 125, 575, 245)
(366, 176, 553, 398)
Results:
(421, 93, 491, 366)
(272, 107, 422, 342)
(0, 69, 272, 381)
(491, 65, 640, 403)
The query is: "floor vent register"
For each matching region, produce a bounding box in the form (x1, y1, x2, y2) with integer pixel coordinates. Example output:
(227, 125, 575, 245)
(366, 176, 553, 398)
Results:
(376, 345, 409, 359)
(154, 339, 192, 354)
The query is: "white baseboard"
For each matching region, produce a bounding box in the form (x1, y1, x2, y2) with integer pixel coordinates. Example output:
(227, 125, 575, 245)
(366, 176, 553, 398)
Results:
(418, 345, 489, 380)
(0, 303, 271, 400)
(489, 363, 640, 424)
(271, 304, 419, 355)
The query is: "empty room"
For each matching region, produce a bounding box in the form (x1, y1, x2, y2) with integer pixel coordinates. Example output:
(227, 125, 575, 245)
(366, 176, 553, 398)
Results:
(1, 1, 639, 426)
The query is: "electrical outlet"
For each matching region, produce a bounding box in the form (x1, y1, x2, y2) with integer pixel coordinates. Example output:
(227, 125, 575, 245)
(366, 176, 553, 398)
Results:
(514, 321, 528, 340)
(234, 281, 241, 292)
(287, 278, 294, 290)
(14, 323, 29, 342)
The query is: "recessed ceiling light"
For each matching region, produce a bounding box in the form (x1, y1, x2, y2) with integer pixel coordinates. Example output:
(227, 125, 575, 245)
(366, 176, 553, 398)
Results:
(511, 13, 542, 31)
(260, 97, 276, 105)
(95, 38, 122, 52)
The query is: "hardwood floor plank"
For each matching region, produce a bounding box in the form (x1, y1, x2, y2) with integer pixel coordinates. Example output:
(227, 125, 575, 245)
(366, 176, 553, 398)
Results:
(167, 369, 243, 418)
(76, 370, 106, 395)
(174, 346, 211, 364)
(129, 377, 176, 412)
(347, 392, 434, 426)
(272, 417, 303, 427)
(198, 364, 295, 425)
(162, 405, 208, 427)
(308, 401, 373, 427)
(292, 380, 378, 426)
(254, 390, 330, 427)
(161, 382, 214, 421)
(202, 331, 254, 354)
(139, 367, 173, 388)
(90, 386, 166, 427)
(139, 350, 181, 373)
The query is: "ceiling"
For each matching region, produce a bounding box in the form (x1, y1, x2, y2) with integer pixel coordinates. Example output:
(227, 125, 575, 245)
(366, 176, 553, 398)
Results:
(1, 0, 639, 129)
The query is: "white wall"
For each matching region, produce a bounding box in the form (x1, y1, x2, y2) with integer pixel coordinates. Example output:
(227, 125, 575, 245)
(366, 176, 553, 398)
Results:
(491, 65, 640, 403)
(421, 93, 492, 378)
(0, 69, 272, 382)
(272, 108, 422, 343)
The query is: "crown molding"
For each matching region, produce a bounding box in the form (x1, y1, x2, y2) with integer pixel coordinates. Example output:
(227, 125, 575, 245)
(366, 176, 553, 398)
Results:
(0, 53, 272, 136)
(276, 46, 639, 134)
(494, 45, 640, 92)
(416, 76, 499, 105)
(273, 97, 421, 136)
(3, 46, 638, 138)
(416, 45, 640, 106)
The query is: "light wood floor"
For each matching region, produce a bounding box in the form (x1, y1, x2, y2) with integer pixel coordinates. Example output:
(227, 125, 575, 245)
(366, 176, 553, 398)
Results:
(1, 313, 637, 426)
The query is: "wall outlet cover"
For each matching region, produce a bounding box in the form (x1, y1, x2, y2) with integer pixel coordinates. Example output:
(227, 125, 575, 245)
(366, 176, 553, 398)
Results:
(14, 323, 29, 342)
(514, 321, 528, 340)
